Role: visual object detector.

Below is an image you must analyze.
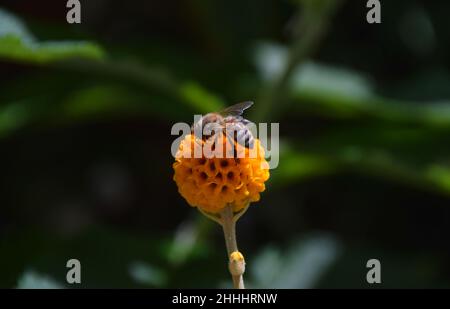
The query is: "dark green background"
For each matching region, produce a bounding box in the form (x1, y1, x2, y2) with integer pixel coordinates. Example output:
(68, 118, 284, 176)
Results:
(0, 0, 449, 288)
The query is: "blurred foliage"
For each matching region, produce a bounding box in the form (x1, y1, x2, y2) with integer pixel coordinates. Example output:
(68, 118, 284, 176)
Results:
(247, 234, 341, 288)
(17, 270, 63, 289)
(0, 10, 104, 63)
(1, 0, 450, 288)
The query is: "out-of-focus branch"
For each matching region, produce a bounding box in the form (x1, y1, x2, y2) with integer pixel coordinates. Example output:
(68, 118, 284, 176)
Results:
(271, 146, 450, 197)
(254, 0, 342, 121)
(291, 90, 450, 129)
(58, 59, 225, 114)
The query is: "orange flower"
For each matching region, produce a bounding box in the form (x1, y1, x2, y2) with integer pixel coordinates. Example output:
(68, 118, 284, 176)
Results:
(173, 134, 270, 213)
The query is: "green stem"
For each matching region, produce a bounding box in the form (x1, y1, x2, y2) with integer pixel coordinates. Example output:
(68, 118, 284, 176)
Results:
(220, 205, 245, 289)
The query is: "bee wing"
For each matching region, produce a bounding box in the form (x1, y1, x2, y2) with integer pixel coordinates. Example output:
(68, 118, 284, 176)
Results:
(220, 101, 254, 117)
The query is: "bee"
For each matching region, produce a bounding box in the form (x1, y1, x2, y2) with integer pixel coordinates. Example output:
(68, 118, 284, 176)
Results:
(191, 101, 255, 149)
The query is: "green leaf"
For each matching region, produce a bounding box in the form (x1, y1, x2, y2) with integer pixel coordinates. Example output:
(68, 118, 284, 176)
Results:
(250, 246, 283, 287)
(0, 7, 33, 40)
(17, 270, 63, 289)
(270, 146, 337, 186)
(249, 234, 341, 288)
(274, 141, 450, 196)
(426, 165, 450, 192)
(255, 42, 450, 127)
(255, 43, 374, 99)
(128, 262, 168, 287)
(62, 85, 141, 118)
(0, 8, 104, 63)
(179, 81, 225, 113)
(0, 101, 30, 137)
(289, 61, 374, 100)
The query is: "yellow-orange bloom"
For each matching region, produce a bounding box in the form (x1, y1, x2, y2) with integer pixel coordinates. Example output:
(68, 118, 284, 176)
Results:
(173, 134, 270, 213)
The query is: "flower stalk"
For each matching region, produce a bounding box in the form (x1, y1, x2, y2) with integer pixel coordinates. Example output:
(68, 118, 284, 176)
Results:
(198, 204, 247, 289)
(173, 133, 269, 288)
(220, 205, 245, 289)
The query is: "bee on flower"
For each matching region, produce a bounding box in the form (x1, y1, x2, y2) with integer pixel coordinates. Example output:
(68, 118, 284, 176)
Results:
(173, 102, 270, 214)
(172, 101, 270, 289)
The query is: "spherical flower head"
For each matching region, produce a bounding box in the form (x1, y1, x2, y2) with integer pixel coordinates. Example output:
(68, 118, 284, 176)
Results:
(173, 134, 270, 214)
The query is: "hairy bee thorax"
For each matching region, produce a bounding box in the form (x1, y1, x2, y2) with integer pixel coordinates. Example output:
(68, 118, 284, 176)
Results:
(192, 114, 255, 149)
(191, 101, 256, 150)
